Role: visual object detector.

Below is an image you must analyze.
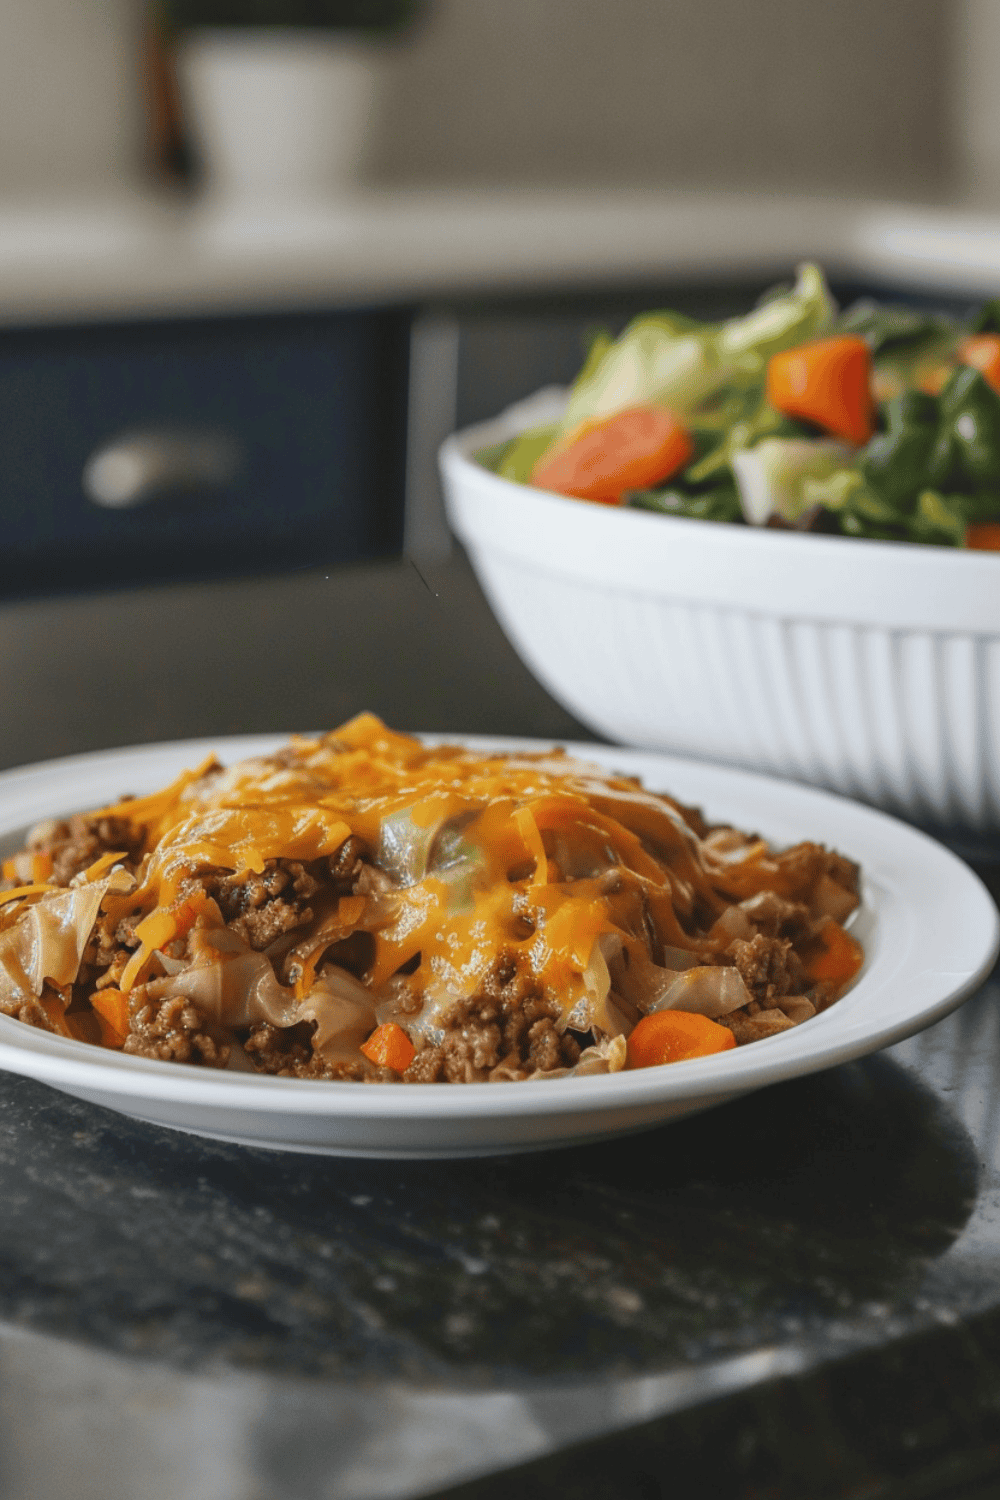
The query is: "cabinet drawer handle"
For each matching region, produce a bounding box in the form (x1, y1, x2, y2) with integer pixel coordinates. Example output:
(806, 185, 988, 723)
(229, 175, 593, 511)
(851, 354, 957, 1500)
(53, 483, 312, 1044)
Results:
(83, 429, 243, 509)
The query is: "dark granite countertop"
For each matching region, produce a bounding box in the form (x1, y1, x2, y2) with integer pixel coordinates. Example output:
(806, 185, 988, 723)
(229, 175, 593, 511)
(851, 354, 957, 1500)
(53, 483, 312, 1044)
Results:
(1, 556, 999, 1500)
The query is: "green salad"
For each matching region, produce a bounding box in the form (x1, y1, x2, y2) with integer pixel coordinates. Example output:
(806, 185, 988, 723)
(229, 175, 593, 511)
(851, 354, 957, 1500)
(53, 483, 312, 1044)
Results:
(476, 264, 1000, 549)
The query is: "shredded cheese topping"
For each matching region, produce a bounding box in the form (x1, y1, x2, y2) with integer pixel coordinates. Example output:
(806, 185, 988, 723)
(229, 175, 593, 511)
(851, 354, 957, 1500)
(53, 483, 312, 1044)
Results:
(77, 714, 734, 1027)
(0, 714, 863, 1075)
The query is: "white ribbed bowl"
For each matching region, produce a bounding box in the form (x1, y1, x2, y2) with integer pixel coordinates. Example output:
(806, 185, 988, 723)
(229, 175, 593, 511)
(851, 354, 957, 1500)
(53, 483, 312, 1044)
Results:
(440, 402, 1000, 839)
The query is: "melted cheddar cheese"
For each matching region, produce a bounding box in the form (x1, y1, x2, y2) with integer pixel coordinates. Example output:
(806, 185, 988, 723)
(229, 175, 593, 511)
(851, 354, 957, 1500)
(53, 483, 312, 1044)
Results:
(0, 714, 864, 1077)
(80, 713, 730, 1029)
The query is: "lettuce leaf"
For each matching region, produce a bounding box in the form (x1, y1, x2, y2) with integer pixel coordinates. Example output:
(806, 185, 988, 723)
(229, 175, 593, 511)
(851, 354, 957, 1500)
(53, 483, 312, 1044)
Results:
(731, 438, 856, 525)
(560, 262, 836, 433)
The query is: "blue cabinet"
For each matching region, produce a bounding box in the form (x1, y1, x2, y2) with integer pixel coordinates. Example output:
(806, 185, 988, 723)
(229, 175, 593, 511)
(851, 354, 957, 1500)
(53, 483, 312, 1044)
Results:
(0, 306, 410, 598)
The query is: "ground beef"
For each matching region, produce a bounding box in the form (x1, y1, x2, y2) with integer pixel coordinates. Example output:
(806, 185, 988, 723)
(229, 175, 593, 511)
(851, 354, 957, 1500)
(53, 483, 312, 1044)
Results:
(737, 891, 811, 941)
(721, 1006, 798, 1045)
(772, 841, 860, 911)
(245, 1021, 328, 1075)
(526, 1016, 564, 1072)
(404, 997, 504, 1084)
(725, 932, 805, 1007)
(0, 991, 55, 1028)
(95, 950, 134, 989)
(327, 836, 370, 894)
(80, 929, 125, 983)
(211, 861, 287, 917)
(231, 899, 305, 950)
(403, 972, 582, 1084)
(123, 994, 229, 1067)
(206, 859, 320, 950)
(824, 850, 860, 898)
(244, 1021, 396, 1081)
(25, 813, 144, 887)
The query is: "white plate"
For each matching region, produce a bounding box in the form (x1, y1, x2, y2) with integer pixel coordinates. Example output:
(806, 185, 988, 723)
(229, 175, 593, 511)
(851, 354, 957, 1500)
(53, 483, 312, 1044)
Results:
(0, 735, 995, 1158)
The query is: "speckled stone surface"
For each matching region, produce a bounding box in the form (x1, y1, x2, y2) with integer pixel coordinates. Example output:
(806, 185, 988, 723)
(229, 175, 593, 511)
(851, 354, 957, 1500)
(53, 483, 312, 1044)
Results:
(2, 558, 1000, 1498)
(0, 1043, 981, 1384)
(2, 972, 1000, 1498)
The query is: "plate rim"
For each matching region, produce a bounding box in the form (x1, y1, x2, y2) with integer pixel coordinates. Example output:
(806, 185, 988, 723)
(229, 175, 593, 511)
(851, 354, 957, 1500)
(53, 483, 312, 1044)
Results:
(0, 732, 995, 1138)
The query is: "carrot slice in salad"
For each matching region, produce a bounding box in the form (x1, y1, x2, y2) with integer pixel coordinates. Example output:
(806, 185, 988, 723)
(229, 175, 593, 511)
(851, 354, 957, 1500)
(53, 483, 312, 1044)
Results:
(958, 334, 1000, 396)
(626, 1010, 736, 1069)
(767, 335, 875, 446)
(531, 406, 694, 504)
(361, 1022, 416, 1073)
(966, 521, 1000, 550)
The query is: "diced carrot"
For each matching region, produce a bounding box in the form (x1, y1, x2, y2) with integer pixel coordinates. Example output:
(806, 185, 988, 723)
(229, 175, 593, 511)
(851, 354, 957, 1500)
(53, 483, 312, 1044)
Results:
(95, 1015, 126, 1048)
(958, 333, 1000, 396)
(966, 521, 1000, 551)
(531, 406, 694, 504)
(803, 918, 864, 986)
(361, 1022, 416, 1073)
(91, 989, 130, 1045)
(626, 1009, 736, 1069)
(766, 335, 874, 445)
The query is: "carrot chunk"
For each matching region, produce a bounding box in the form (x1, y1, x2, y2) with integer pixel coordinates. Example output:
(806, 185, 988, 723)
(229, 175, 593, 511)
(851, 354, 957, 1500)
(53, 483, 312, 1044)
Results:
(91, 989, 130, 1046)
(626, 1009, 736, 1069)
(958, 333, 1000, 396)
(766, 335, 874, 445)
(803, 918, 864, 986)
(531, 406, 694, 504)
(361, 1022, 416, 1073)
(966, 521, 1000, 551)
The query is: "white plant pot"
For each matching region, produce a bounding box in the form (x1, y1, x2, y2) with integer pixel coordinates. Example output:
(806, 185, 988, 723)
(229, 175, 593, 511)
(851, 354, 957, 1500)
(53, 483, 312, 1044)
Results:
(176, 28, 383, 205)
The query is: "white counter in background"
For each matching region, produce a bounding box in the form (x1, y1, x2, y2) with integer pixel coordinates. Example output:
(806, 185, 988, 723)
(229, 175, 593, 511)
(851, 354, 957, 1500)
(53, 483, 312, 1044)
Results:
(1, 189, 1000, 326)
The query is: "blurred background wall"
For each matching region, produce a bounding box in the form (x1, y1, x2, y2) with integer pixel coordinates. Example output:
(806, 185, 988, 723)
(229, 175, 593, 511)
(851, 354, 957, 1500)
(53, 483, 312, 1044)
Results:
(369, 0, 955, 199)
(0, 0, 146, 199)
(0, 0, 980, 206)
(955, 0, 1000, 202)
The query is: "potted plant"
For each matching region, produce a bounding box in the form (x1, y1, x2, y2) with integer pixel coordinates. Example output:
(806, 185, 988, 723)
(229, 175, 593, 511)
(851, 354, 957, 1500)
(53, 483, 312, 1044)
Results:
(162, 0, 422, 204)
